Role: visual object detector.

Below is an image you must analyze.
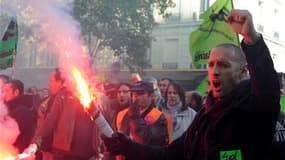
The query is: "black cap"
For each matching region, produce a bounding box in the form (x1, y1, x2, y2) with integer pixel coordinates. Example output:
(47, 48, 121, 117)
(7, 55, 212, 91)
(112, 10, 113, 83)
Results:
(131, 81, 155, 92)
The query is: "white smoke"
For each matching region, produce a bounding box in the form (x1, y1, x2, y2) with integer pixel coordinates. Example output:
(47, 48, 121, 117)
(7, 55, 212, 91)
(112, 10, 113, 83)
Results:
(1, 0, 96, 90)
(21, 0, 91, 76)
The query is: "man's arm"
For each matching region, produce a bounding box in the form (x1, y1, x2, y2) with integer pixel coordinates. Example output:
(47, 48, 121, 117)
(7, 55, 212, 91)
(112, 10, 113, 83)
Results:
(227, 9, 280, 98)
(102, 131, 186, 160)
(241, 35, 280, 97)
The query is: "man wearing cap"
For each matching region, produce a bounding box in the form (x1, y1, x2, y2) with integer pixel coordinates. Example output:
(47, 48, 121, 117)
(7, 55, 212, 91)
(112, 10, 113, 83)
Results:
(115, 81, 170, 160)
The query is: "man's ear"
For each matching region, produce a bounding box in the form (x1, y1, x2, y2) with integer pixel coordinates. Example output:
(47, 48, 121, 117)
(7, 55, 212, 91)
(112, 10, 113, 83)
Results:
(240, 64, 249, 80)
(14, 89, 20, 96)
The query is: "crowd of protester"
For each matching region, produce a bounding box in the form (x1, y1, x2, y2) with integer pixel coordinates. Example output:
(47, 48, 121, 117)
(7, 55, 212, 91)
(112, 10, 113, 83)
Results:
(0, 9, 284, 160)
(0, 69, 204, 160)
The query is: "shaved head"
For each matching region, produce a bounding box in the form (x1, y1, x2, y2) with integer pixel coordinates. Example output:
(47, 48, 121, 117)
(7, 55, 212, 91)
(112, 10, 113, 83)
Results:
(214, 43, 246, 66)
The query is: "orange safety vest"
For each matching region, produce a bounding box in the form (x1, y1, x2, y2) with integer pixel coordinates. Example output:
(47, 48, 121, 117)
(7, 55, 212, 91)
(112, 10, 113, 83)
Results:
(116, 107, 172, 144)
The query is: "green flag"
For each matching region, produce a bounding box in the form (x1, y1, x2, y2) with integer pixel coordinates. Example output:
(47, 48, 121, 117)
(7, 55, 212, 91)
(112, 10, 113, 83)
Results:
(0, 17, 18, 69)
(281, 96, 285, 113)
(196, 76, 209, 96)
(189, 0, 239, 65)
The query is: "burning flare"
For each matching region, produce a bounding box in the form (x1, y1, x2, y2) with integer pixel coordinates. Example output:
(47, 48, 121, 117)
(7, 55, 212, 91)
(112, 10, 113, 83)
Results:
(71, 66, 95, 109)
(2, 153, 31, 160)
(3, 156, 15, 160)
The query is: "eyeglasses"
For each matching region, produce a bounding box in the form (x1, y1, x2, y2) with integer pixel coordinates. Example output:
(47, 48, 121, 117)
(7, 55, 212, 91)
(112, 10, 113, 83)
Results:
(117, 90, 130, 94)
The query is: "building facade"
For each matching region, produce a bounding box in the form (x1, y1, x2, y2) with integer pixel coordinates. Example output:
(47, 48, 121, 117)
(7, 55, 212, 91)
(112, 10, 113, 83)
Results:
(150, 0, 285, 72)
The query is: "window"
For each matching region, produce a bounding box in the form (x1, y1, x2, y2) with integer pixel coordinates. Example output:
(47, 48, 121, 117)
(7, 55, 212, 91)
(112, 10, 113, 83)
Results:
(162, 62, 178, 69)
(200, 0, 210, 13)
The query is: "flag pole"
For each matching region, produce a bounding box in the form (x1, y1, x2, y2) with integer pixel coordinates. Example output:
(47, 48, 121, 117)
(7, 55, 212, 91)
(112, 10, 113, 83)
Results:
(11, 16, 18, 79)
(11, 50, 16, 79)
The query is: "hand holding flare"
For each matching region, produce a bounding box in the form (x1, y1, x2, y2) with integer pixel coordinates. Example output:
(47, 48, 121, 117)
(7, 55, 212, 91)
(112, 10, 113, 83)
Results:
(85, 101, 100, 120)
(86, 102, 113, 137)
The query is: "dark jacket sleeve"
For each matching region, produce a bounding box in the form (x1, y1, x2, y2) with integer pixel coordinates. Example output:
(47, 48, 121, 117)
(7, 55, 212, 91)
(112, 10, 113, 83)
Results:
(241, 35, 280, 159)
(241, 35, 280, 114)
(241, 35, 280, 98)
(123, 132, 186, 160)
(129, 114, 169, 145)
(13, 106, 36, 152)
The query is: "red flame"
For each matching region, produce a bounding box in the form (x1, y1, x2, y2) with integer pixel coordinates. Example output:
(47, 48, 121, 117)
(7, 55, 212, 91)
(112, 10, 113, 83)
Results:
(71, 66, 95, 109)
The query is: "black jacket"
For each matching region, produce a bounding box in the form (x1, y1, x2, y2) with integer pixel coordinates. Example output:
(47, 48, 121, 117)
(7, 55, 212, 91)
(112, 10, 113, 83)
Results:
(121, 36, 280, 160)
(6, 95, 37, 152)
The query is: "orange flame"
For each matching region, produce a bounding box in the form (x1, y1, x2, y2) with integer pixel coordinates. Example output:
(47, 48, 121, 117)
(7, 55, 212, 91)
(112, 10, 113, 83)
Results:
(0, 153, 31, 160)
(0, 154, 16, 160)
(0, 147, 18, 160)
(3, 156, 15, 160)
(71, 66, 95, 109)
